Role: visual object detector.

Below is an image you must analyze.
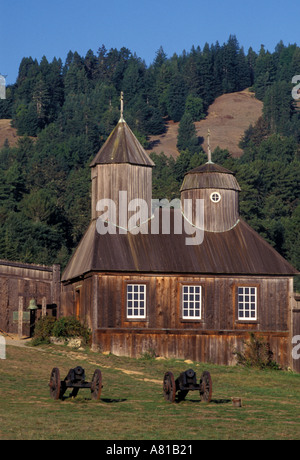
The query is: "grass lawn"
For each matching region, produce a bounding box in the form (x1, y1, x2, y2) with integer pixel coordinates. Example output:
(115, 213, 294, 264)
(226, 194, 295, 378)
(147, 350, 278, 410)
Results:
(0, 342, 299, 440)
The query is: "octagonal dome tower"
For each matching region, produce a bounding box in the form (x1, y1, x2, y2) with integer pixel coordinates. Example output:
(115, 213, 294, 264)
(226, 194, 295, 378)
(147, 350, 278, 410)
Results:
(180, 131, 241, 233)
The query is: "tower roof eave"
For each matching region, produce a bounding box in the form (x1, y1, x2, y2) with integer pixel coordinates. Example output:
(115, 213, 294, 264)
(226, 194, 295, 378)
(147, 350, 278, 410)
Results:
(180, 162, 241, 192)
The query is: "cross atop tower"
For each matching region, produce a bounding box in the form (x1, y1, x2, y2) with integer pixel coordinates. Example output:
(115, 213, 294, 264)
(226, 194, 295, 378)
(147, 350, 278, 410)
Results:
(120, 91, 124, 122)
(207, 129, 213, 163)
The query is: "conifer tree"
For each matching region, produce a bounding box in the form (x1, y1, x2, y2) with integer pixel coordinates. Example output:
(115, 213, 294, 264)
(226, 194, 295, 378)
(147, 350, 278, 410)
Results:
(167, 73, 187, 122)
(177, 112, 199, 152)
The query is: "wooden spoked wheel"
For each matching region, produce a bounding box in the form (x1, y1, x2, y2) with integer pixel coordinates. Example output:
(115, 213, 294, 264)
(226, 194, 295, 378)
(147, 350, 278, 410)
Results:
(163, 371, 176, 403)
(49, 367, 61, 400)
(199, 371, 212, 403)
(91, 369, 102, 400)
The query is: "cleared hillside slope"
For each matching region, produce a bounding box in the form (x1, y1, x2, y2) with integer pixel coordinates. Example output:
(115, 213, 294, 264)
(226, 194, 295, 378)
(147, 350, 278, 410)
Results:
(147, 89, 263, 158)
(0, 119, 21, 148)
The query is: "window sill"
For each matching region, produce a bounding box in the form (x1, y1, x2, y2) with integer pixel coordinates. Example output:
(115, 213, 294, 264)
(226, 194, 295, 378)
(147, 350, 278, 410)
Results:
(180, 318, 204, 323)
(235, 320, 259, 324)
(125, 318, 148, 322)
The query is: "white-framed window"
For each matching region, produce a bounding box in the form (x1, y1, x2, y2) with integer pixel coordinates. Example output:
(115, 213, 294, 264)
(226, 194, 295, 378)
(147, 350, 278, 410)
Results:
(182, 285, 202, 319)
(210, 191, 221, 203)
(126, 284, 146, 319)
(238, 287, 257, 320)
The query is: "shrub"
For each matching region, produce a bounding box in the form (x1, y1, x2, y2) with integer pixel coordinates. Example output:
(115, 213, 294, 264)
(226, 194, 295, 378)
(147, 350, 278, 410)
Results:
(32, 316, 91, 346)
(140, 347, 157, 360)
(233, 333, 281, 370)
(52, 317, 91, 345)
(31, 316, 56, 346)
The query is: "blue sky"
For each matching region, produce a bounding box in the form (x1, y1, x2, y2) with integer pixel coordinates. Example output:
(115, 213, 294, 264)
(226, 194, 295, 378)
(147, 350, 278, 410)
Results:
(1, 0, 300, 84)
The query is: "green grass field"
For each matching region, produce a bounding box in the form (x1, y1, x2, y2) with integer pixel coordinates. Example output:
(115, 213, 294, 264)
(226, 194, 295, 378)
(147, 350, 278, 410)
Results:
(0, 342, 299, 440)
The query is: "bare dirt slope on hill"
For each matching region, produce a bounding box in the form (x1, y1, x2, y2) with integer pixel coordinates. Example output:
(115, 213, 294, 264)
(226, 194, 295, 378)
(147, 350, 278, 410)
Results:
(147, 89, 263, 159)
(0, 119, 21, 148)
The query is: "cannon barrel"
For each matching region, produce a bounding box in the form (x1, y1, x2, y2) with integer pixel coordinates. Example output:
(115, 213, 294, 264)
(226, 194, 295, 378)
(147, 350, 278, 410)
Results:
(74, 366, 84, 376)
(185, 369, 195, 378)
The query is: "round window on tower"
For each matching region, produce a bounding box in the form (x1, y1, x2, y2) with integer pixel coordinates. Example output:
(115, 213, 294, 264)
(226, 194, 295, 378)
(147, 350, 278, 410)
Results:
(210, 192, 221, 203)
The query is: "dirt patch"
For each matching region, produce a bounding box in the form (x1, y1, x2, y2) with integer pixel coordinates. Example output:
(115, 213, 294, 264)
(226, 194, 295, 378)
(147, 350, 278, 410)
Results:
(148, 119, 181, 159)
(0, 119, 21, 148)
(147, 89, 263, 159)
(1, 333, 31, 347)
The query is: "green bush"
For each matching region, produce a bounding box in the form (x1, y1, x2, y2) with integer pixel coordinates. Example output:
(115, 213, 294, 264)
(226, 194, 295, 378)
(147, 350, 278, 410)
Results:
(32, 316, 91, 346)
(233, 333, 281, 370)
(52, 316, 91, 345)
(140, 347, 157, 360)
(31, 316, 56, 346)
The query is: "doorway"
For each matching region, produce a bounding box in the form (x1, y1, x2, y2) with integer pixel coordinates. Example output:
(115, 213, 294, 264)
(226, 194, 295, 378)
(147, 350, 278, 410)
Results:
(75, 289, 81, 320)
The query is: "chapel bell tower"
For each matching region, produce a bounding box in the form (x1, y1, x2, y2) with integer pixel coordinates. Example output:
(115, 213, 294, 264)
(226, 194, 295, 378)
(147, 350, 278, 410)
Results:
(90, 93, 155, 226)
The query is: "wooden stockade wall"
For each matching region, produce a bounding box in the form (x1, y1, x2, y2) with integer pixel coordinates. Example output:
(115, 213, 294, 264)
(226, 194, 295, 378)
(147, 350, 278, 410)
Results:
(0, 260, 60, 336)
(61, 272, 294, 369)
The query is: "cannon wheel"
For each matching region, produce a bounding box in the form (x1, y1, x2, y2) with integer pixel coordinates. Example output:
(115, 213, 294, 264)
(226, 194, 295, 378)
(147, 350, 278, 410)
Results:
(49, 367, 61, 400)
(199, 371, 212, 403)
(163, 371, 176, 403)
(91, 369, 102, 400)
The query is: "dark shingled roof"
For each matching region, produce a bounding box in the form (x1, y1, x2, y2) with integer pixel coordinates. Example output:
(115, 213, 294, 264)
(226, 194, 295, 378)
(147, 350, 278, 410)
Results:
(90, 119, 155, 167)
(187, 163, 235, 175)
(181, 162, 241, 192)
(62, 211, 298, 282)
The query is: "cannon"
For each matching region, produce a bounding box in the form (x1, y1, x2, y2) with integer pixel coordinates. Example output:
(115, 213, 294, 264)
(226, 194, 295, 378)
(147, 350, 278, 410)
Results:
(163, 368, 212, 403)
(49, 366, 102, 400)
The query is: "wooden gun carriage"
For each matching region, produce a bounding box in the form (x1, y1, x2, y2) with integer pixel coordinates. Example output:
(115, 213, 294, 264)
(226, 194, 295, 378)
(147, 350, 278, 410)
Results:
(163, 368, 212, 403)
(49, 366, 102, 400)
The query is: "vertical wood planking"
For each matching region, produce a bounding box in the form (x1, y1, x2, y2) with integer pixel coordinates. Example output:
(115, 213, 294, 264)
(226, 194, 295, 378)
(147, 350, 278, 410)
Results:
(18, 296, 24, 338)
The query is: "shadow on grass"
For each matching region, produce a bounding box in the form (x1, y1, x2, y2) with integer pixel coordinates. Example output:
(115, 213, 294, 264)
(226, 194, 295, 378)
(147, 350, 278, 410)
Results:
(175, 398, 231, 405)
(60, 394, 127, 403)
(101, 398, 127, 404)
(211, 398, 232, 404)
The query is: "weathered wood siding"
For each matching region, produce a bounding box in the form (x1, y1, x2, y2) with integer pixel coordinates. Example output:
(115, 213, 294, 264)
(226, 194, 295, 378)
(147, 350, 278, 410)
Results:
(181, 188, 239, 232)
(93, 329, 289, 367)
(91, 164, 152, 222)
(61, 273, 294, 368)
(0, 261, 60, 334)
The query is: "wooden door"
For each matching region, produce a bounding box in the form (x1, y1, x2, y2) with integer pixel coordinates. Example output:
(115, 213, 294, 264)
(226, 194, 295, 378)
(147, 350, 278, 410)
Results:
(75, 289, 81, 320)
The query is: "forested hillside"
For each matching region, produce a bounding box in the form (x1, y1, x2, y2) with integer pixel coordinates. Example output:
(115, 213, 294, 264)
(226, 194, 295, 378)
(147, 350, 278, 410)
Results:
(0, 36, 299, 288)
